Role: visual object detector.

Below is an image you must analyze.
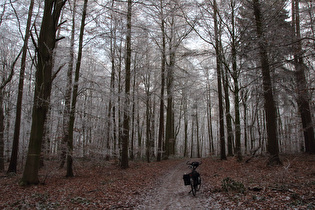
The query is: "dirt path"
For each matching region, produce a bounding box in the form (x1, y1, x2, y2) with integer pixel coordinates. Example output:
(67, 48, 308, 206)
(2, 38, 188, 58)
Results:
(135, 161, 220, 209)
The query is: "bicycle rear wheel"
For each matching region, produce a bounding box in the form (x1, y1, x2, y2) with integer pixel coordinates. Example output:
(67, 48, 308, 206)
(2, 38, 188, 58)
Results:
(190, 178, 196, 196)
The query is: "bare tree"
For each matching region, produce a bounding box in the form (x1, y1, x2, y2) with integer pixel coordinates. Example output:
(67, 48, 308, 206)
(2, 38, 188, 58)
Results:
(213, 0, 226, 160)
(252, 0, 281, 165)
(0, 49, 22, 171)
(292, 0, 315, 154)
(121, 0, 132, 169)
(157, 0, 166, 162)
(67, 0, 88, 177)
(60, 0, 76, 169)
(7, 0, 34, 173)
(20, 0, 66, 185)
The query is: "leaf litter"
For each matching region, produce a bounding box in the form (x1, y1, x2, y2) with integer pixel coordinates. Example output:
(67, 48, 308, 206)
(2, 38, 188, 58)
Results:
(0, 154, 314, 209)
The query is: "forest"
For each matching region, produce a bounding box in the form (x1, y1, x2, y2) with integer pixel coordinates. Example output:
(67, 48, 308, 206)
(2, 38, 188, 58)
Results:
(0, 0, 315, 208)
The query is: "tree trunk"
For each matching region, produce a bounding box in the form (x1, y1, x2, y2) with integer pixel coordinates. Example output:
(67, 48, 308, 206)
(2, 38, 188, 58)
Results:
(165, 11, 176, 159)
(121, 0, 132, 169)
(292, 0, 315, 154)
(213, 0, 226, 160)
(253, 0, 281, 165)
(190, 116, 194, 158)
(146, 83, 151, 163)
(21, 2, 64, 183)
(60, 0, 76, 169)
(206, 75, 214, 155)
(157, 0, 166, 161)
(241, 90, 249, 154)
(0, 92, 4, 171)
(183, 95, 188, 157)
(196, 108, 200, 158)
(117, 42, 123, 158)
(231, 0, 242, 161)
(222, 60, 234, 156)
(7, 0, 34, 173)
(106, 0, 118, 161)
(0, 49, 22, 171)
(130, 59, 136, 161)
(165, 53, 175, 158)
(66, 0, 88, 177)
(20, 0, 66, 185)
(137, 102, 142, 158)
(150, 98, 156, 159)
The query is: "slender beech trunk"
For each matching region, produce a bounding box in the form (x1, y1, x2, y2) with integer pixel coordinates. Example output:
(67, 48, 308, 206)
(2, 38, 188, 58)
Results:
(0, 50, 22, 171)
(7, 0, 34, 173)
(241, 90, 249, 154)
(117, 44, 122, 157)
(130, 60, 136, 160)
(253, 0, 281, 165)
(165, 11, 176, 158)
(60, 0, 76, 169)
(67, 0, 88, 177)
(231, 0, 242, 161)
(165, 56, 175, 158)
(121, 0, 132, 169)
(206, 75, 214, 155)
(150, 98, 155, 159)
(183, 95, 188, 157)
(137, 100, 142, 158)
(157, 0, 166, 161)
(106, 0, 116, 160)
(145, 53, 151, 162)
(213, 0, 226, 160)
(292, 0, 315, 154)
(196, 108, 200, 158)
(0, 92, 4, 171)
(190, 117, 194, 158)
(146, 91, 150, 163)
(222, 60, 234, 156)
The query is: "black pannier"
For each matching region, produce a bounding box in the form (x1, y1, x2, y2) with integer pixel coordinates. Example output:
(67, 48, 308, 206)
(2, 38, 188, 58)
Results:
(183, 174, 190, 185)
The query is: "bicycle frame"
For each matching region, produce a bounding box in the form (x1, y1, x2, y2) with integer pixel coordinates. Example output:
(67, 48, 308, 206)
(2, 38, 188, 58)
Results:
(185, 161, 201, 196)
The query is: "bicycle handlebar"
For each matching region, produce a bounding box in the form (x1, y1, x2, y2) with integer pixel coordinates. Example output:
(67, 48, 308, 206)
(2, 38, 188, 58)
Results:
(186, 161, 202, 168)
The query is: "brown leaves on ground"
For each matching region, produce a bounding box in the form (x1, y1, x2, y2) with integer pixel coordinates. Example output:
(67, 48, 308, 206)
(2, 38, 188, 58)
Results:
(200, 154, 315, 209)
(0, 154, 314, 209)
(0, 159, 182, 209)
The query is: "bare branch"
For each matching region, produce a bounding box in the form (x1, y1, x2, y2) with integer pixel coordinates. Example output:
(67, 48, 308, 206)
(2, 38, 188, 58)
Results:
(52, 63, 66, 81)
(0, 48, 23, 90)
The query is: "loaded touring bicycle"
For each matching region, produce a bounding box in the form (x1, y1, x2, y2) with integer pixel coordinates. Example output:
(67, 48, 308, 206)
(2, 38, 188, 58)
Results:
(183, 161, 201, 196)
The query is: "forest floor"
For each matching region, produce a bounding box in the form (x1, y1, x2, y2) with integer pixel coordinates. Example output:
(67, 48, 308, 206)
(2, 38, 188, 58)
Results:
(0, 154, 315, 209)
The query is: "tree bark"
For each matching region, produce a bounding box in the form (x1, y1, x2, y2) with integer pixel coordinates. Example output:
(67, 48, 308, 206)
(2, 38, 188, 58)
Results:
(231, 0, 242, 161)
(0, 91, 4, 171)
(7, 0, 34, 173)
(121, 0, 132, 169)
(130, 58, 137, 160)
(165, 19, 176, 158)
(0, 48, 22, 171)
(157, 0, 166, 162)
(213, 0, 226, 160)
(195, 107, 200, 158)
(292, 0, 315, 154)
(60, 0, 76, 169)
(222, 59, 234, 157)
(21, 0, 66, 185)
(106, 0, 117, 161)
(183, 94, 188, 157)
(252, 0, 281, 165)
(67, 0, 88, 177)
(146, 91, 151, 163)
